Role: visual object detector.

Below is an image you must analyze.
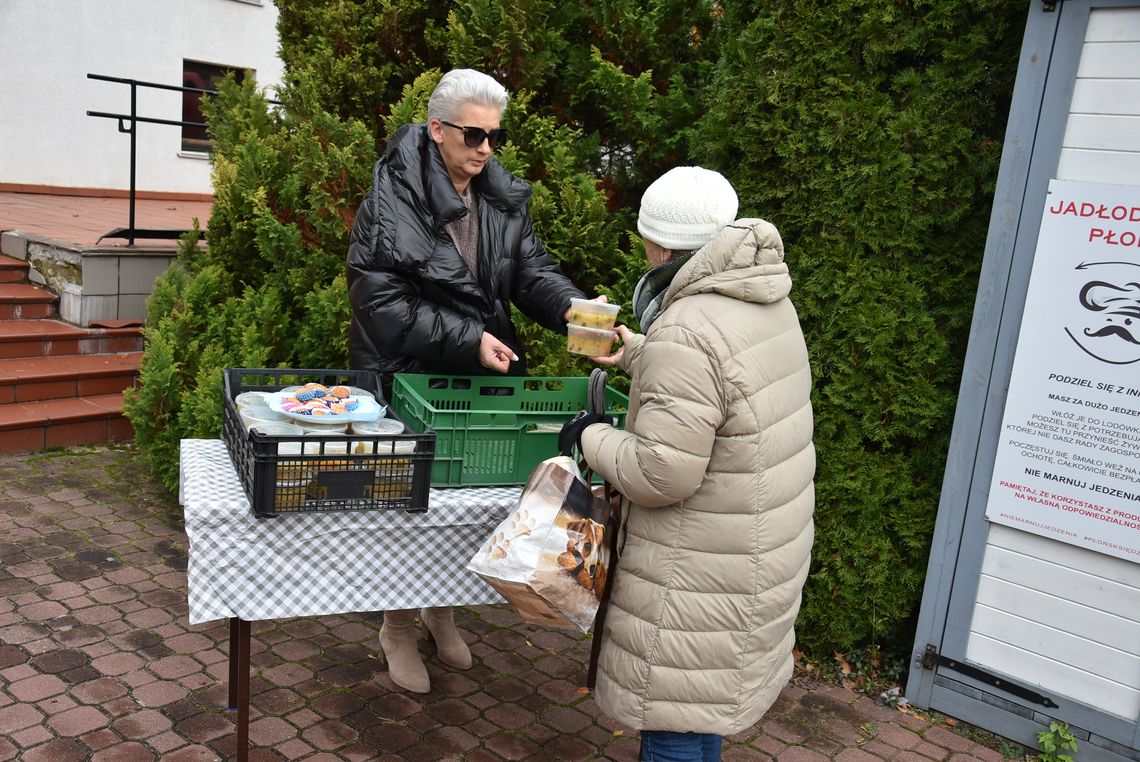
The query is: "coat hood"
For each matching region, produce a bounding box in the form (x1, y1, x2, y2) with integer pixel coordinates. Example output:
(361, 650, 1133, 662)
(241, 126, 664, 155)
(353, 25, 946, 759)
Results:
(662, 218, 792, 311)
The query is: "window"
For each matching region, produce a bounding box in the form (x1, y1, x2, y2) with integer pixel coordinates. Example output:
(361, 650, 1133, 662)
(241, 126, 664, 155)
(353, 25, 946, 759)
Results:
(181, 60, 247, 153)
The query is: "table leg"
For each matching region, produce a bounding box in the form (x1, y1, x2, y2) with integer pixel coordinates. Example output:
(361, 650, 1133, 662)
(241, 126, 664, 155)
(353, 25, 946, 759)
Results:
(227, 617, 251, 762)
(228, 617, 239, 709)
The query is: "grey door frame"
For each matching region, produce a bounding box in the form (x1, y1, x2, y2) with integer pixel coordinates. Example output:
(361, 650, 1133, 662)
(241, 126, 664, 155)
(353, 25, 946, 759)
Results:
(906, 1, 1140, 759)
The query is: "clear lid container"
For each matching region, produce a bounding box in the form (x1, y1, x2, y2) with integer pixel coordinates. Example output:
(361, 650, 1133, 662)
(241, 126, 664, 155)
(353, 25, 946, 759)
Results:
(295, 419, 349, 434)
(569, 298, 620, 329)
(241, 409, 289, 429)
(235, 391, 271, 410)
(248, 422, 305, 437)
(351, 418, 406, 435)
(567, 323, 617, 356)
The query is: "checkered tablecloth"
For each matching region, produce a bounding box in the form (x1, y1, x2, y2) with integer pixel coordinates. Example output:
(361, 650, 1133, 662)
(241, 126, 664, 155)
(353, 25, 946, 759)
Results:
(180, 439, 520, 624)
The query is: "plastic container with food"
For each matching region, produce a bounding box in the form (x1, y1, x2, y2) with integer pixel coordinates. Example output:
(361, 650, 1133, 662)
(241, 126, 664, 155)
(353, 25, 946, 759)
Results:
(241, 409, 289, 429)
(248, 422, 305, 437)
(568, 298, 620, 329)
(235, 391, 272, 411)
(351, 418, 406, 436)
(295, 418, 349, 435)
(567, 324, 616, 356)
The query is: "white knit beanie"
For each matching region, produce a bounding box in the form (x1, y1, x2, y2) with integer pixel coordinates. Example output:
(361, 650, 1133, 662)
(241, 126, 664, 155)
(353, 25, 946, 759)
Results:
(637, 166, 739, 251)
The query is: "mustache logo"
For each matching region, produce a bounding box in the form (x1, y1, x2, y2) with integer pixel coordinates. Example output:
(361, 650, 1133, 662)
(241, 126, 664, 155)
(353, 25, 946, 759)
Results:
(1069, 279, 1140, 364)
(1083, 324, 1140, 343)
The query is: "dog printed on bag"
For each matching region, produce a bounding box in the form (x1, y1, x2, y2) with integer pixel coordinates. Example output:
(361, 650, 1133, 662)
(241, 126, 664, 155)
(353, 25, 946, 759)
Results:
(553, 515, 608, 602)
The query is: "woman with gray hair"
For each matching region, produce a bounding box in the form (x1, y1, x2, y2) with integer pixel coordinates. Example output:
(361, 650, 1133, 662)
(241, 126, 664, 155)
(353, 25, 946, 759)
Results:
(346, 69, 600, 693)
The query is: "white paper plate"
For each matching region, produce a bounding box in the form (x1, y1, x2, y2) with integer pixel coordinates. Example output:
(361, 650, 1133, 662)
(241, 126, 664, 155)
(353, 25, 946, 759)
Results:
(266, 392, 385, 423)
(280, 385, 376, 401)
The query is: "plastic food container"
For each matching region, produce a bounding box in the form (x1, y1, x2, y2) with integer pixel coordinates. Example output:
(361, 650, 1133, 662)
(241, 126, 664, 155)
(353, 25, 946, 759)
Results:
(295, 419, 349, 435)
(249, 422, 305, 437)
(241, 409, 289, 429)
(567, 324, 616, 356)
(568, 298, 620, 329)
(351, 418, 406, 436)
(235, 391, 271, 411)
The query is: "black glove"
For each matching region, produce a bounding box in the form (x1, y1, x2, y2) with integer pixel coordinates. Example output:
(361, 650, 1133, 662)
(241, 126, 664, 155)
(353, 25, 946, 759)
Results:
(558, 410, 609, 457)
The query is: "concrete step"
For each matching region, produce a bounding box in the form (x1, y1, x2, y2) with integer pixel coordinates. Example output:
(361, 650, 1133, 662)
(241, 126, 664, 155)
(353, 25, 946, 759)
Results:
(0, 255, 27, 284)
(0, 319, 143, 359)
(0, 283, 56, 319)
(0, 391, 133, 454)
(0, 351, 142, 404)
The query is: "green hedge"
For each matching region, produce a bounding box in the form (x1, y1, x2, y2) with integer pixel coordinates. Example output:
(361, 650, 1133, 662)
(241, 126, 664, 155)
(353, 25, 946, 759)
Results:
(694, 0, 1026, 651)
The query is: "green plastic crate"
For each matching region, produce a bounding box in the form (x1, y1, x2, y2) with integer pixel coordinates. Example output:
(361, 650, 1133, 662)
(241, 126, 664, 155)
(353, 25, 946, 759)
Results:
(390, 374, 629, 486)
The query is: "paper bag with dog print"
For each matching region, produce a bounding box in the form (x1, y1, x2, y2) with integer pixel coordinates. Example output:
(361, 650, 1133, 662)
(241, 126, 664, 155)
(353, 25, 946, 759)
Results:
(467, 456, 613, 632)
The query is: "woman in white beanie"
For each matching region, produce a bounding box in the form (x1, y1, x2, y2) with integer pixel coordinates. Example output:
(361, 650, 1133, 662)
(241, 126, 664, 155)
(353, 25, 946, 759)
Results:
(566, 166, 816, 761)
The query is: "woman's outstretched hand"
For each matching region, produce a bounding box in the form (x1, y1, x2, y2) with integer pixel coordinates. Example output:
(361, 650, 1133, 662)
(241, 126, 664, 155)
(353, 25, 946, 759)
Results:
(591, 324, 634, 366)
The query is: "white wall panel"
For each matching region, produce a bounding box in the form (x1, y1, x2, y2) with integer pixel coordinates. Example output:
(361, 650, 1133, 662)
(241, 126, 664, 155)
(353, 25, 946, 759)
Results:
(0, 0, 283, 195)
(1062, 113, 1140, 151)
(1076, 42, 1140, 77)
(966, 633, 1139, 720)
(975, 576, 1140, 654)
(1085, 6, 1140, 40)
(1070, 79, 1140, 115)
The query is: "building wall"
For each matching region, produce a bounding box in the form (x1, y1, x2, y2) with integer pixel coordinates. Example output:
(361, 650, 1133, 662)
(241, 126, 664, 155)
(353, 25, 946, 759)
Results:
(964, 7, 1140, 722)
(0, 0, 282, 196)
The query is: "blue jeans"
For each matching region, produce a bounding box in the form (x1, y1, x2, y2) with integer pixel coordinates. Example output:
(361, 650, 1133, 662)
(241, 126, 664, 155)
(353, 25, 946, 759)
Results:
(640, 730, 722, 761)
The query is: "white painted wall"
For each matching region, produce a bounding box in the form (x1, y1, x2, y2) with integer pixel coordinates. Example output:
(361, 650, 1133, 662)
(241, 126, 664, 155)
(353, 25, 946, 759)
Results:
(966, 6, 1140, 722)
(1057, 8, 1140, 184)
(0, 0, 282, 195)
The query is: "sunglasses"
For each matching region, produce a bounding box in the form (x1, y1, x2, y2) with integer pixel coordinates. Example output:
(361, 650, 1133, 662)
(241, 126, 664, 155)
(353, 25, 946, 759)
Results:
(439, 120, 508, 150)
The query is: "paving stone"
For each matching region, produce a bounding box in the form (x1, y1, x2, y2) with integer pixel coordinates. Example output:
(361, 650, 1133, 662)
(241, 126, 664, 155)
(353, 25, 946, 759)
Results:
(29, 648, 87, 674)
(19, 738, 90, 762)
(0, 645, 28, 670)
(923, 725, 979, 753)
(485, 702, 536, 729)
(112, 708, 173, 739)
(7, 673, 67, 702)
(162, 744, 225, 761)
(9, 723, 51, 748)
(425, 697, 480, 725)
(46, 704, 109, 737)
(90, 740, 157, 761)
(539, 733, 598, 761)
(79, 727, 121, 751)
(360, 721, 419, 753)
(875, 722, 924, 750)
(302, 718, 358, 750)
(542, 705, 593, 734)
(173, 712, 234, 744)
(132, 678, 189, 707)
(0, 703, 44, 733)
(248, 716, 298, 745)
(485, 730, 541, 760)
(309, 691, 366, 719)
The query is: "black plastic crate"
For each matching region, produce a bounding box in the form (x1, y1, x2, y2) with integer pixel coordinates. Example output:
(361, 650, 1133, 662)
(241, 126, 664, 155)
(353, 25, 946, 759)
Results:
(222, 368, 436, 518)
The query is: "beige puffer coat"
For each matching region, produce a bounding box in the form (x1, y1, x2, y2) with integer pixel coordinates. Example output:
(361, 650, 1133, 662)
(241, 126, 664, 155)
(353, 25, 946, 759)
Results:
(581, 218, 815, 735)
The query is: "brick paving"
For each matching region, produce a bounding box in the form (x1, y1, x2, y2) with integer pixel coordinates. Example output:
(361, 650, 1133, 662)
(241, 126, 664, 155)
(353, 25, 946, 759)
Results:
(0, 445, 1025, 761)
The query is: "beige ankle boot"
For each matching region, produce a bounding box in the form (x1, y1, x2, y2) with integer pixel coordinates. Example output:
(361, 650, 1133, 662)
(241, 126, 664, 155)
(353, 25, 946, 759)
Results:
(379, 609, 430, 693)
(420, 606, 472, 670)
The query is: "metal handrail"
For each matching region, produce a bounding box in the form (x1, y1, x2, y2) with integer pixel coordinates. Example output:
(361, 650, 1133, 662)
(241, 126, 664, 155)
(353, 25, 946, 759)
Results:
(86, 72, 216, 247)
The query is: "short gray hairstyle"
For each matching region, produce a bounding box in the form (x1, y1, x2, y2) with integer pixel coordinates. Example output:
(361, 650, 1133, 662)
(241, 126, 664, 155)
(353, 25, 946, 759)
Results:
(427, 69, 509, 122)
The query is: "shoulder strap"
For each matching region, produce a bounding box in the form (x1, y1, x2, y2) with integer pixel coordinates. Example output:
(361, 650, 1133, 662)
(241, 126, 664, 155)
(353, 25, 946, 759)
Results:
(586, 480, 621, 691)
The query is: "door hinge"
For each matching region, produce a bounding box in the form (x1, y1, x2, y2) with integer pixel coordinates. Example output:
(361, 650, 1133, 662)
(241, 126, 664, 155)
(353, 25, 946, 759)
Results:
(1043, 0, 1061, 11)
(921, 644, 1058, 708)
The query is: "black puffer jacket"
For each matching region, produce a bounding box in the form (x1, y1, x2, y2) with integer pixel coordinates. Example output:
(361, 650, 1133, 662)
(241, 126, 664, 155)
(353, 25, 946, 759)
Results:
(346, 123, 584, 381)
